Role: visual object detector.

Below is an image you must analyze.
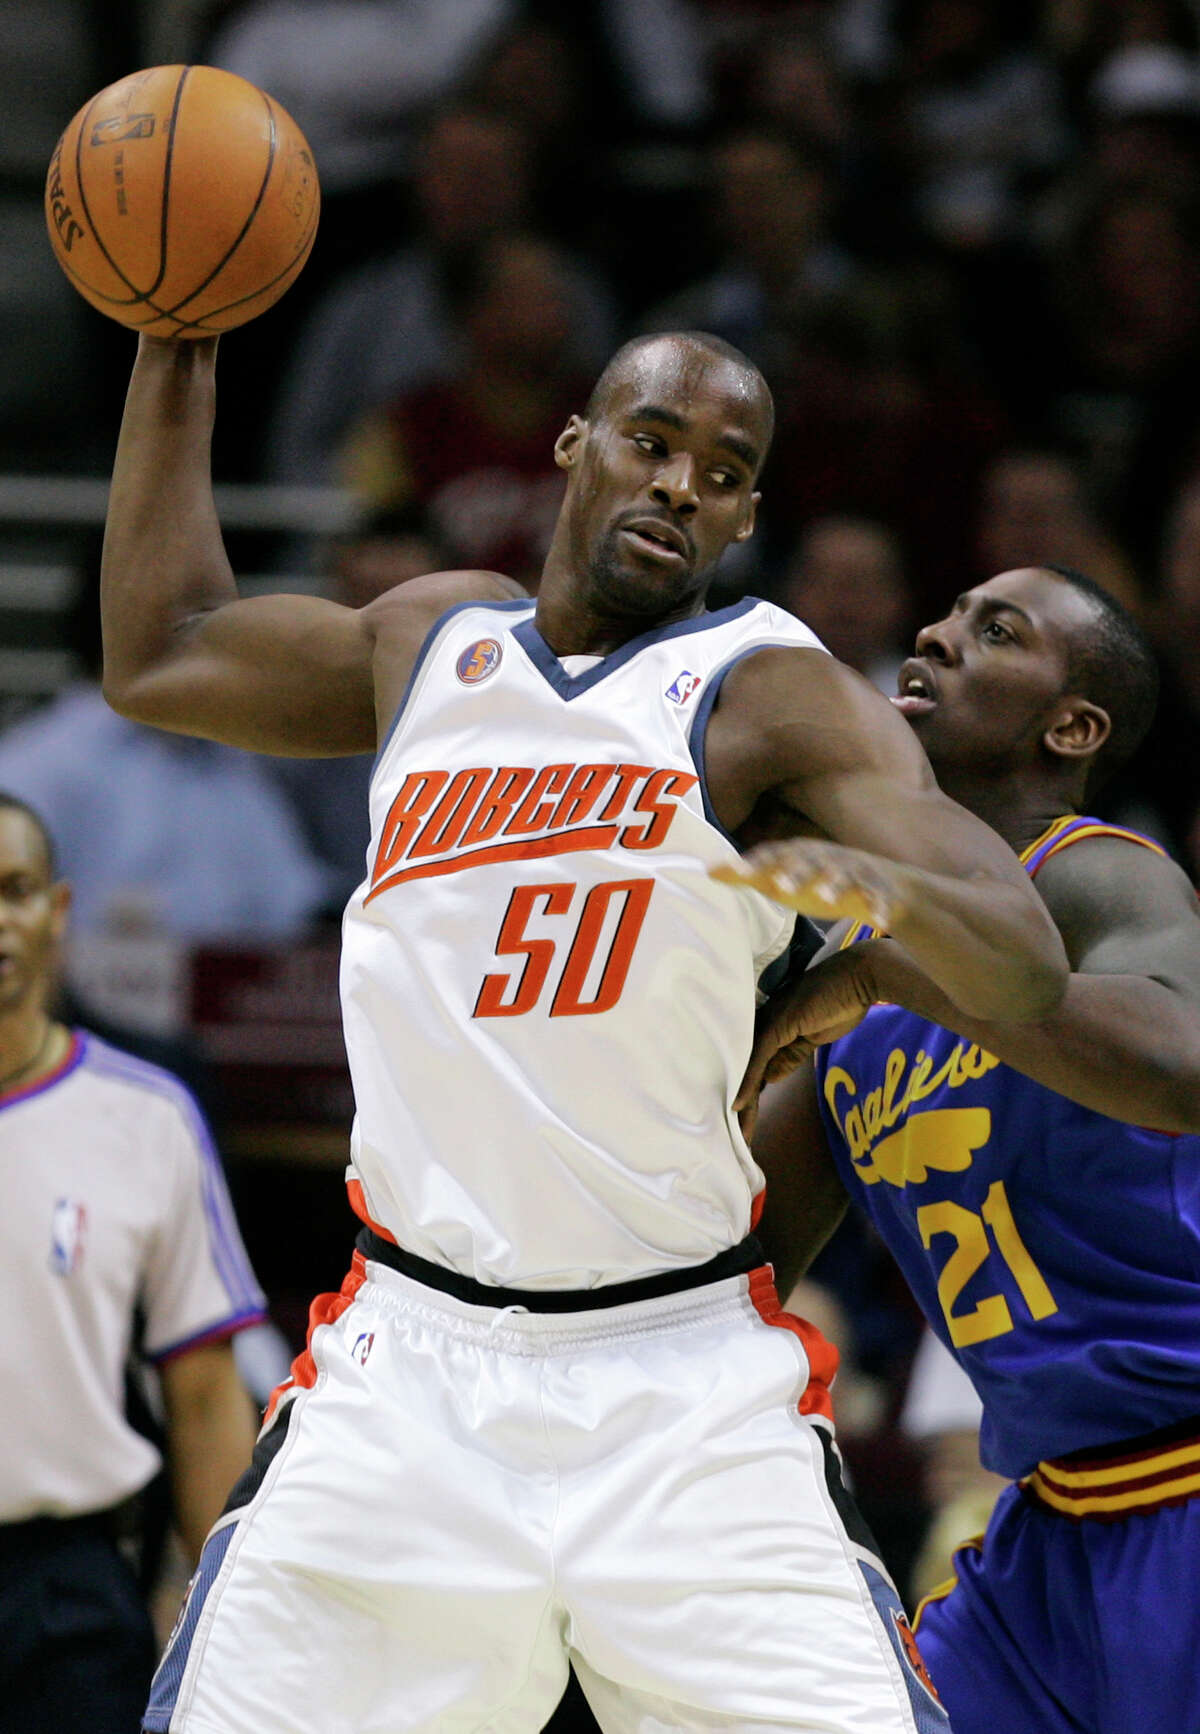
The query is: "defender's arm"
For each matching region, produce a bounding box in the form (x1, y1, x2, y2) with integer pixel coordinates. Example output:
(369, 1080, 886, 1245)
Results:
(851, 836, 1200, 1132)
(751, 1058, 849, 1297)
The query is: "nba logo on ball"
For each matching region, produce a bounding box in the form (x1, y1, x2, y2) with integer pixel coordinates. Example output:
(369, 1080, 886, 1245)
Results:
(456, 639, 502, 685)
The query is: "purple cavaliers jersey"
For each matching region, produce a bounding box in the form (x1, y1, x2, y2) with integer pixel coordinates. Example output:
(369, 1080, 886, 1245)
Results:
(815, 816, 1200, 1479)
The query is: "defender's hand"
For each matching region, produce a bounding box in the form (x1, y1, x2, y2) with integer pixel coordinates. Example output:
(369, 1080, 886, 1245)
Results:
(735, 946, 879, 1116)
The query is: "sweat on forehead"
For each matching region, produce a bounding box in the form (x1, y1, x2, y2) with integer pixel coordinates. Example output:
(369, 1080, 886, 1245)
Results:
(587, 333, 774, 439)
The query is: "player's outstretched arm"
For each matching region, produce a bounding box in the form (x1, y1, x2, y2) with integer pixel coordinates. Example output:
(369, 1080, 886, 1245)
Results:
(836, 837, 1200, 1133)
(100, 337, 524, 755)
(708, 649, 1067, 1023)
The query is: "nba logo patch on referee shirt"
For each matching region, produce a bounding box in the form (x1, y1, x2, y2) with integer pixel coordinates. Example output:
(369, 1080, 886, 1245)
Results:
(50, 1198, 88, 1275)
(666, 670, 701, 705)
(456, 639, 502, 685)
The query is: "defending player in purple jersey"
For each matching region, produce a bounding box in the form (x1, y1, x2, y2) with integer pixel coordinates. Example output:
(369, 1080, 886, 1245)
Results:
(732, 565, 1200, 1734)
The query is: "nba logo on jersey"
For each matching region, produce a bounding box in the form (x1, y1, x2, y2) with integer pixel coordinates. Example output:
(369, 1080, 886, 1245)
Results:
(352, 1330, 376, 1366)
(665, 670, 701, 705)
(50, 1197, 88, 1275)
(456, 639, 502, 685)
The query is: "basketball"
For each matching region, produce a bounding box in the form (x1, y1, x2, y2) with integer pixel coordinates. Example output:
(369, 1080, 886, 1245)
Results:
(44, 64, 320, 338)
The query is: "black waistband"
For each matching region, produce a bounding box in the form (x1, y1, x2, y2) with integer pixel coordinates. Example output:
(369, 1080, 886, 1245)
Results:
(355, 1227, 767, 1312)
(0, 1502, 134, 1552)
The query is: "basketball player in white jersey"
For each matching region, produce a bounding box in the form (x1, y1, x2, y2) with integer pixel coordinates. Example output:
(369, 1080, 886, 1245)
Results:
(0, 793, 264, 1734)
(100, 327, 1066, 1734)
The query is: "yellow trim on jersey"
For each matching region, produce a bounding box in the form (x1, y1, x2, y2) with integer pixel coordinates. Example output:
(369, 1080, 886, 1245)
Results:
(911, 1532, 985, 1632)
(1026, 1431, 1200, 1516)
(1018, 815, 1168, 869)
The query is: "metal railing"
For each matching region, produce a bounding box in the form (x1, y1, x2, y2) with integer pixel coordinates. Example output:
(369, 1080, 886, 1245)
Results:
(0, 475, 362, 699)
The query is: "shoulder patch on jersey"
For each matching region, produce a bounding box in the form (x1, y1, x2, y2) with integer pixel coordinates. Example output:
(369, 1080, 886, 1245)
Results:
(456, 638, 503, 685)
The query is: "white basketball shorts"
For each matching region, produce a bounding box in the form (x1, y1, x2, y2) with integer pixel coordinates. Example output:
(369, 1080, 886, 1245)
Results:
(145, 1241, 949, 1733)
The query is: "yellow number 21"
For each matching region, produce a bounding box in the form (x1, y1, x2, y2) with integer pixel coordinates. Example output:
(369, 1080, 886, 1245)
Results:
(918, 1180, 1058, 1348)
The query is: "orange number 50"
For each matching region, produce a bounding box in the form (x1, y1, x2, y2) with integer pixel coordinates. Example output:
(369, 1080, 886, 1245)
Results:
(474, 878, 654, 1019)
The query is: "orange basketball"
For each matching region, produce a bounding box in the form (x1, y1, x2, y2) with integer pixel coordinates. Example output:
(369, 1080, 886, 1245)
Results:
(44, 64, 320, 338)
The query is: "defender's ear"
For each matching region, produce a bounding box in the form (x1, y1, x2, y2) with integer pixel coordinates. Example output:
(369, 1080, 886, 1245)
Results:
(1043, 697, 1111, 765)
(555, 415, 587, 472)
(734, 491, 761, 543)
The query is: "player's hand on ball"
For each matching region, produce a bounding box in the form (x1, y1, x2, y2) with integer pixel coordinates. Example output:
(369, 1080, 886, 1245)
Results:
(711, 839, 909, 930)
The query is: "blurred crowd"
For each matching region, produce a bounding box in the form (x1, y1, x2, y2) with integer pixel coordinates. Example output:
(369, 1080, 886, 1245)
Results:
(5, 0, 1200, 1615)
(178, 0, 1200, 877)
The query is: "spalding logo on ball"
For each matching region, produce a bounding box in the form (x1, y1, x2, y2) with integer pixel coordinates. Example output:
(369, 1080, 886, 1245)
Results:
(45, 64, 320, 337)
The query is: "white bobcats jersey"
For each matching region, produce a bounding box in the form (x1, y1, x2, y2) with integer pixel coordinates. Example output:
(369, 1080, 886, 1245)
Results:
(340, 596, 826, 1288)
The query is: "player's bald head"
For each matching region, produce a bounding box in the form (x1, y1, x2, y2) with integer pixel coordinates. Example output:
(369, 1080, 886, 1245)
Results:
(586, 332, 775, 470)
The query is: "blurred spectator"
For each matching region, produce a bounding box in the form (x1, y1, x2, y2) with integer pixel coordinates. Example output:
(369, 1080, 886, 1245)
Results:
(1045, 0, 1200, 96)
(766, 268, 1007, 609)
(774, 514, 912, 692)
(973, 445, 1141, 609)
(1041, 183, 1200, 555)
(467, 10, 706, 275)
(1033, 43, 1200, 262)
(337, 232, 590, 586)
(735, 12, 917, 263)
(746, 14, 856, 151)
(1115, 474, 1200, 871)
(0, 686, 332, 945)
(205, 0, 515, 200)
(899, 1328, 1005, 1605)
(891, 0, 1069, 254)
(641, 128, 855, 375)
(265, 105, 615, 487)
(269, 507, 450, 905)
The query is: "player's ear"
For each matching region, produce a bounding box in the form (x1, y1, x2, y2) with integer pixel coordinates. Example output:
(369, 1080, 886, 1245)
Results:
(734, 491, 761, 543)
(1044, 697, 1110, 765)
(555, 415, 586, 472)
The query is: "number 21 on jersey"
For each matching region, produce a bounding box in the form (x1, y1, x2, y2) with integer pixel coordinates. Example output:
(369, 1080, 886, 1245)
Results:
(474, 878, 653, 1018)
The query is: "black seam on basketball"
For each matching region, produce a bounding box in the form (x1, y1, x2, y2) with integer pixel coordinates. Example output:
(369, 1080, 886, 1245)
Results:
(52, 253, 179, 323)
(156, 65, 192, 300)
(169, 199, 318, 329)
(71, 67, 188, 307)
(51, 248, 158, 309)
(49, 230, 175, 316)
(157, 84, 278, 320)
(71, 88, 121, 288)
